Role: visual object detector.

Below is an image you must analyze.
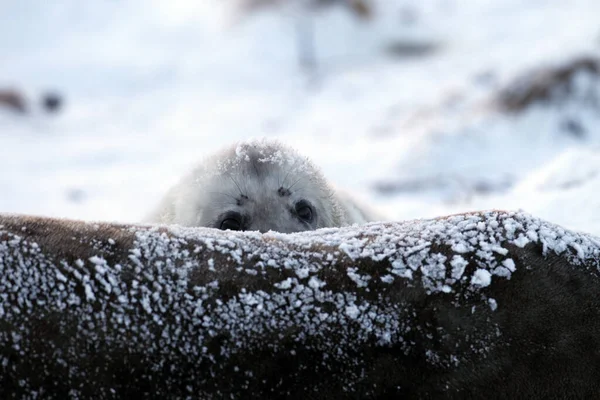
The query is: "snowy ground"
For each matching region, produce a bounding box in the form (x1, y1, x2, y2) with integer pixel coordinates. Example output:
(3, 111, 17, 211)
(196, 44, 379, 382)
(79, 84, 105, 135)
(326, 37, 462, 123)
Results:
(1, 0, 600, 234)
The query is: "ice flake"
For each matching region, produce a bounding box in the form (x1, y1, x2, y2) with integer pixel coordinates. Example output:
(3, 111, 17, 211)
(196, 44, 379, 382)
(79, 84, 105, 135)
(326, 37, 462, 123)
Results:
(295, 267, 310, 279)
(84, 283, 96, 301)
(55, 270, 68, 283)
(450, 255, 468, 280)
(345, 304, 360, 319)
(471, 269, 492, 287)
(347, 267, 371, 288)
(502, 259, 516, 272)
(308, 276, 325, 289)
(452, 243, 469, 253)
(513, 235, 530, 248)
(274, 278, 294, 290)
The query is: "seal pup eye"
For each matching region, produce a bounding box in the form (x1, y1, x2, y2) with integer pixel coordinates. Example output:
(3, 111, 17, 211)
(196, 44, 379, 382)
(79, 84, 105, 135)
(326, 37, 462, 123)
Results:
(295, 200, 314, 223)
(219, 212, 243, 231)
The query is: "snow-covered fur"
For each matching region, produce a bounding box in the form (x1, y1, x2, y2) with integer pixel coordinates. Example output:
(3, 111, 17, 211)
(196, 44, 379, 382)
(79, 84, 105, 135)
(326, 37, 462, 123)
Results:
(145, 139, 382, 232)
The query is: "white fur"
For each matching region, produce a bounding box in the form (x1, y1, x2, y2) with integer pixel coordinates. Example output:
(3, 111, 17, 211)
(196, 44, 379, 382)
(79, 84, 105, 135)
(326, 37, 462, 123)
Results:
(145, 139, 382, 232)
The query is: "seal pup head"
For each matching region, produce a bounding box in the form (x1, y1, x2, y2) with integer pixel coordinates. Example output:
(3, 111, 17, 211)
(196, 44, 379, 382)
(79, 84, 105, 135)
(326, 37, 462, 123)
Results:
(155, 139, 347, 233)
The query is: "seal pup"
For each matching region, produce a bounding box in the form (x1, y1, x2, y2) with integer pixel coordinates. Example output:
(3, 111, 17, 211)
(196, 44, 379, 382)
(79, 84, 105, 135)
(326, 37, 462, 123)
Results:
(145, 139, 381, 233)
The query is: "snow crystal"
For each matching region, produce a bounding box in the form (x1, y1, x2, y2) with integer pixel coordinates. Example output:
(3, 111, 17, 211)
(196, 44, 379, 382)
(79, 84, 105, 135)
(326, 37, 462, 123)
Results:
(527, 230, 539, 242)
(347, 267, 371, 288)
(391, 259, 413, 279)
(295, 266, 310, 279)
(570, 242, 585, 259)
(513, 235, 530, 248)
(452, 243, 469, 253)
(450, 255, 468, 280)
(274, 278, 294, 290)
(55, 271, 68, 283)
(308, 276, 325, 289)
(502, 259, 516, 272)
(339, 240, 367, 260)
(471, 269, 492, 287)
(84, 283, 96, 301)
(345, 305, 360, 319)
(207, 258, 215, 271)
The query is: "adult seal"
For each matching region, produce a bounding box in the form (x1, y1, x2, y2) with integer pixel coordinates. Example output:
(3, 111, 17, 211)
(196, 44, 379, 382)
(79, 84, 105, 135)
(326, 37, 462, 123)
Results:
(145, 139, 381, 233)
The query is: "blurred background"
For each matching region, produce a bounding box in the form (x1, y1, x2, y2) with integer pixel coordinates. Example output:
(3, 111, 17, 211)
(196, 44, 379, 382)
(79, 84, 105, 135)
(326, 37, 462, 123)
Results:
(1, 0, 599, 233)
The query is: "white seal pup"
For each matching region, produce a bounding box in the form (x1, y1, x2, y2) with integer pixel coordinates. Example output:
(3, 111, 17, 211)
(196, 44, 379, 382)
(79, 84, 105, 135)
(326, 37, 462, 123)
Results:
(145, 139, 382, 233)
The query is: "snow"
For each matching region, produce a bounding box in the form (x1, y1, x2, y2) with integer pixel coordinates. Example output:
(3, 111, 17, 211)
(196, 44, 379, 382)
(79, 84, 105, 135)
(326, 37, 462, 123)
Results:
(308, 275, 325, 289)
(84, 283, 96, 301)
(502, 258, 516, 272)
(471, 269, 492, 287)
(345, 304, 360, 319)
(450, 255, 468, 280)
(347, 267, 371, 288)
(1, 0, 600, 235)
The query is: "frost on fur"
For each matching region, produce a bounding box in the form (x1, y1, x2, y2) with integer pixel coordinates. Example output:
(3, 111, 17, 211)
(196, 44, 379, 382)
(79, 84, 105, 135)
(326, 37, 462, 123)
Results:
(2, 210, 600, 398)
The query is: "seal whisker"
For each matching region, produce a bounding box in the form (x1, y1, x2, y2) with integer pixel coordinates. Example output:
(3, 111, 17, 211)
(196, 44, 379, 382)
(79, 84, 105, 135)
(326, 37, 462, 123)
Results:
(287, 176, 304, 192)
(281, 158, 300, 189)
(227, 173, 245, 197)
(290, 186, 307, 195)
(209, 191, 238, 200)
